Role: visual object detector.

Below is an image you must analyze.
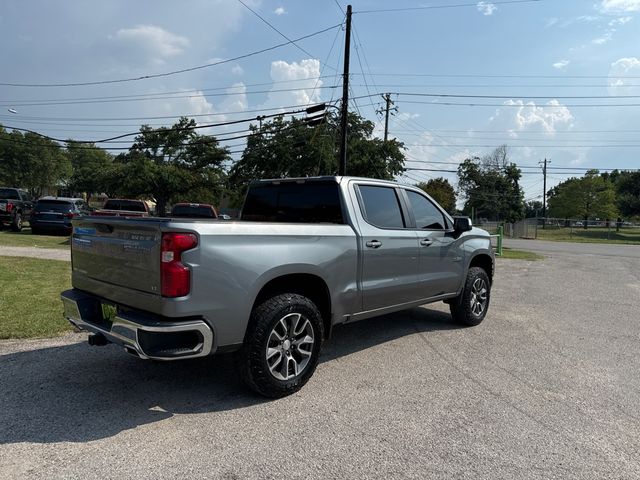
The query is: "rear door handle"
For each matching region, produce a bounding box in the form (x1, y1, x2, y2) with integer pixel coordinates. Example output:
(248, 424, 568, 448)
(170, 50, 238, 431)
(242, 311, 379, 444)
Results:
(366, 240, 382, 249)
(420, 238, 434, 247)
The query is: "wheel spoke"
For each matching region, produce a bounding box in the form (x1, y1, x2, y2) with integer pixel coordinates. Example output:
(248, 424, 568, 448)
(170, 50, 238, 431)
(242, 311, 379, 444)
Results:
(266, 347, 281, 360)
(288, 313, 302, 336)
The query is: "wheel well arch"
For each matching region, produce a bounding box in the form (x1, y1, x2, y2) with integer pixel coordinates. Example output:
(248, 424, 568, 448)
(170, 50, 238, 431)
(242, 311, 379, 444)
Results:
(252, 273, 332, 339)
(469, 253, 494, 283)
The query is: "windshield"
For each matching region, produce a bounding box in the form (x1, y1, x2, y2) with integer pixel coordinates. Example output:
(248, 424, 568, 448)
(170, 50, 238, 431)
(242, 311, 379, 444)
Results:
(0, 188, 20, 200)
(35, 200, 73, 212)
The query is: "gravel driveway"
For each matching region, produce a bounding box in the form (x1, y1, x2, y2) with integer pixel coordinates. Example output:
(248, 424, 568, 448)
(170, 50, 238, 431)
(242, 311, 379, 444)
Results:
(0, 246, 70, 261)
(1, 250, 639, 479)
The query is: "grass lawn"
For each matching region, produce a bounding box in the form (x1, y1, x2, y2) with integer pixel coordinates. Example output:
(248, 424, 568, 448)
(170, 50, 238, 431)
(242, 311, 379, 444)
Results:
(500, 248, 544, 261)
(535, 227, 640, 245)
(0, 257, 72, 339)
(0, 228, 70, 249)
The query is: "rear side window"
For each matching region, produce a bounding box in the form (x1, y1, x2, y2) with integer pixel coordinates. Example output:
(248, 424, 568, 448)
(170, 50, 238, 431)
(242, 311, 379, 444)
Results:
(358, 185, 405, 229)
(406, 191, 447, 230)
(242, 182, 344, 223)
(35, 200, 74, 212)
(172, 205, 216, 218)
(104, 200, 146, 212)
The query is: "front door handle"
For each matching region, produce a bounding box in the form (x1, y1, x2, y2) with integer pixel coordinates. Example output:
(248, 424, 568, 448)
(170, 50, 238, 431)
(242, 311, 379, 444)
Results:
(366, 240, 382, 249)
(420, 238, 434, 247)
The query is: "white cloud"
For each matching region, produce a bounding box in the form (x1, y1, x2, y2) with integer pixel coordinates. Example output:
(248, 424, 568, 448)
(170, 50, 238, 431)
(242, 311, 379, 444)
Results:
(109, 25, 189, 65)
(592, 31, 613, 44)
(231, 64, 244, 76)
(260, 59, 323, 109)
(274, 7, 286, 15)
(476, 1, 497, 15)
(489, 99, 574, 135)
(220, 82, 248, 114)
(553, 60, 570, 69)
(609, 15, 633, 25)
(600, 0, 640, 12)
(608, 57, 640, 94)
(545, 17, 559, 28)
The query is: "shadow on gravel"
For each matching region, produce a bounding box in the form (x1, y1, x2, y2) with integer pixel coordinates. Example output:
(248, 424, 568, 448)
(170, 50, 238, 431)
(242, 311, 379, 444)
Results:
(0, 306, 459, 444)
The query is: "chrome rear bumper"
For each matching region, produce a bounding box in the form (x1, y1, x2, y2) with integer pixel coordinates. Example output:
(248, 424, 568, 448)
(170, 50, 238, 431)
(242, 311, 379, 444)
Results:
(61, 289, 213, 361)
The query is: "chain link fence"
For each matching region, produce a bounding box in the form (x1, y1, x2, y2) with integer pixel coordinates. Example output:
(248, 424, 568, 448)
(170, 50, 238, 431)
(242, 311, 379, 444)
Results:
(478, 217, 640, 241)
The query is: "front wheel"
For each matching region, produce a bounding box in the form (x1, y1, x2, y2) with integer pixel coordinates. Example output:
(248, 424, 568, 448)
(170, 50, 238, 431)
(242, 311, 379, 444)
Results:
(450, 267, 491, 326)
(239, 293, 324, 398)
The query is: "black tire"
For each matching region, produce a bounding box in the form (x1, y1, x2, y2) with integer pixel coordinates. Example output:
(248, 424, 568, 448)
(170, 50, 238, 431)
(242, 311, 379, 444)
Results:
(11, 213, 23, 232)
(239, 293, 324, 398)
(450, 267, 491, 326)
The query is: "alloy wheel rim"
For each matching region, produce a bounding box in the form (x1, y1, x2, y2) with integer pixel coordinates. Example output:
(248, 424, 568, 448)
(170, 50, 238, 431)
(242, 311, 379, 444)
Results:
(470, 278, 488, 316)
(266, 312, 315, 381)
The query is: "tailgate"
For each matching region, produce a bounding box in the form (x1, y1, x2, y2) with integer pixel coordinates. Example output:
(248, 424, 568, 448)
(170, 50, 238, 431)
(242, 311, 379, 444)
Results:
(71, 217, 163, 295)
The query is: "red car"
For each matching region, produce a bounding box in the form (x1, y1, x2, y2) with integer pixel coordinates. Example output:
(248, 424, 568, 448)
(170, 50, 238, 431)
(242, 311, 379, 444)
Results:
(170, 203, 218, 219)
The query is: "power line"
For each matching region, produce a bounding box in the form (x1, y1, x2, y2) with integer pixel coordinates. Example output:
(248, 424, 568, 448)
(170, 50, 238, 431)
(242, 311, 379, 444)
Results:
(2, 105, 318, 144)
(355, 0, 542, 14)
(0, 77, 337, 105)
(237, 0, 337, 73)
(0, 24, 342, 88)
(0, 101, 338, 123)
(396, 100, 640, 108)
(0, 86, 336, 107)
(390, 92, 640, 100)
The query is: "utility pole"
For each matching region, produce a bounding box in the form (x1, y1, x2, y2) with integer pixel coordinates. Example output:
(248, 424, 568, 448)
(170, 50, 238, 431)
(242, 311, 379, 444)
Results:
(377, 93, 397, 142)
(540, 158, 549, 227)
(338, 5, 352, 176)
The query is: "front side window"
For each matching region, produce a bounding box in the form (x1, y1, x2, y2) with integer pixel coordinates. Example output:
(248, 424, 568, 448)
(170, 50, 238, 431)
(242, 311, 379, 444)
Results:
(358, 185, 405, 229)
(406, 191, 446, 230)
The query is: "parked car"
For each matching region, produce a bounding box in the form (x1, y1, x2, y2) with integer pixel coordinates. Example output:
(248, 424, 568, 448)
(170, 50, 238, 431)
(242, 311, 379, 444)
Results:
(92, 198, 150, 217)
(0, 187, 34, 232)
(61, 176, 494, 397)
(170, 203, 218, 219)
(30, 197, 91, 235)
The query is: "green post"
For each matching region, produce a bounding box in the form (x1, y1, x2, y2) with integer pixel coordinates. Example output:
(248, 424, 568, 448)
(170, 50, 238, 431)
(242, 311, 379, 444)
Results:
(497, 225, 503, 257)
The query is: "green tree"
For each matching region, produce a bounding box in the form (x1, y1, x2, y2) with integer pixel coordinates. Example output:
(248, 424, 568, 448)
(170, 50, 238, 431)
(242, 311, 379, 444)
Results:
(229, 112, 405, 203)
(416, 177, 456, 213)
(524, 200, 543, 218)
(66, 141, 114, 197)
(547, 170, 618, 227)
(613, 170, 640, 218)
(0, 126, 70, 196)
(456, 146, 524, 222)
(115, 118, 230, 215)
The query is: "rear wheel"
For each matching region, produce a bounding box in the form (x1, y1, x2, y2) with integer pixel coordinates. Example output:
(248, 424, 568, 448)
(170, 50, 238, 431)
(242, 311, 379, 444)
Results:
(239, 293, 323, 398)
(450, 267, 491, 326)
(11, 213, 23, 232)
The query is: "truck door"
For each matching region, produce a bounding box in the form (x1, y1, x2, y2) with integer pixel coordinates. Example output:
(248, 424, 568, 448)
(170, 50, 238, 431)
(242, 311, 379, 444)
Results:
(402, 189, 464, 298)
(354, 183, 421, 311)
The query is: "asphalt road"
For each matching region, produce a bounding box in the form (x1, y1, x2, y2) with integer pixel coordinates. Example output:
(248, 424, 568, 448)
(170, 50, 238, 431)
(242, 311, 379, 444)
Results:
(1, 250, 639, 479)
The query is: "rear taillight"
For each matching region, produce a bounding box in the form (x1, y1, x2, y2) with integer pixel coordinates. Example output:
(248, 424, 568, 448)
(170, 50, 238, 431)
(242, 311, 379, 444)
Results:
(161, 232, 198, 297)
(5, 203, 13, 213)
(64, 212, 76, 218)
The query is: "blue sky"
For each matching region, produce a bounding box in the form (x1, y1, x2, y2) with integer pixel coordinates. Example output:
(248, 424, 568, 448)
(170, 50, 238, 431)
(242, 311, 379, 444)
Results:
(1, 0, 639, 203)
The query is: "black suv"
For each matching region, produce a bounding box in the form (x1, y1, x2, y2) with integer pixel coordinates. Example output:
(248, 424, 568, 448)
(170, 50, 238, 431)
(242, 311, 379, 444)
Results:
(30, 197, 91, 235)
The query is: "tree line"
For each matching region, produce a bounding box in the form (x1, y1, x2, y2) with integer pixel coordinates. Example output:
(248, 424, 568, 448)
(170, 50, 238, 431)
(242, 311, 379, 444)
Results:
(1, 120, 638, 221)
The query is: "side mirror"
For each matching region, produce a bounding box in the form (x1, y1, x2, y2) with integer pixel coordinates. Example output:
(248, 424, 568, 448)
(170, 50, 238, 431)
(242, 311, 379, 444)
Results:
(453, 216, 473, 234)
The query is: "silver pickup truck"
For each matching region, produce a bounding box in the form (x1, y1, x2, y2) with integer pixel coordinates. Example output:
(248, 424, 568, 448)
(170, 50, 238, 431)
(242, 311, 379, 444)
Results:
(61, 176, 494, 397)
